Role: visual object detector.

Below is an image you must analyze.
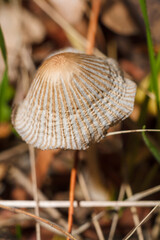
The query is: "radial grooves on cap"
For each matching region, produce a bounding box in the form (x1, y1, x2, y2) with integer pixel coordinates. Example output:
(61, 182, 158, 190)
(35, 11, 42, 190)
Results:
(73, 74, 104, 139)
(12, 50, 136, 150)
(25, 77, 47, 144)
(58, 79, 68, 148)
(75, 62, 123, 125)
(15, 75, 43, 136)
(50, 79, 56, 147)
(75, 74, 110, 130)
(69, 81, 92, 148)
(70, 77, 96, 139)
(39, 76, 50, 149)
(61, 79, 76, 149)
(61, 76, 83, 149)
(54, 79, 61, 148)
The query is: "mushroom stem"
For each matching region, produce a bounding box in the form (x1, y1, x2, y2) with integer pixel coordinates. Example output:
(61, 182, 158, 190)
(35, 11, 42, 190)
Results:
(67, 150, 79, 238)
(29, 145, 41, 240)
(67, 1, 102, 236)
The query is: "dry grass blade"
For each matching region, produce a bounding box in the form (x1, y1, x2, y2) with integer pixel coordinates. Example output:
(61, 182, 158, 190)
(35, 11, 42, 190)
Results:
(128, 185, 160, 201)
(73, 212, 105, 235)
(79, 201, 160, 207)
(108, 184, 126, 240)
(125, 185, 144, 240)
(0, 200, 159, 208)
(123, 203, 160, 240)
(78, 172, 105, 240)
(0, 204, 77, 240)
(106, 129, 160, 137)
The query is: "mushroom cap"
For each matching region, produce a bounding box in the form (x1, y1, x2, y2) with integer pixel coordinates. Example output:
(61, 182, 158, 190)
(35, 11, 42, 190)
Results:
(12, 49, 136, 150)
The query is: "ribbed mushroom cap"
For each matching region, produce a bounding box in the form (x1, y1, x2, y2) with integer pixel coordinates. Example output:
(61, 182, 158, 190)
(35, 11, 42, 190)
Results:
(12, 49, 136, 150)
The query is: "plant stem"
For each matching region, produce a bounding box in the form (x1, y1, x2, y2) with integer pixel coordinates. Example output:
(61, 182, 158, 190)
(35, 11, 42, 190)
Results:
(139, 0, 160, 110)
(86, 0, 102, 55)
(67, 151, 79, 239)
(67, 1, 102, 237)
(0, 204, 77, 240)
(29, 145, 41, 240)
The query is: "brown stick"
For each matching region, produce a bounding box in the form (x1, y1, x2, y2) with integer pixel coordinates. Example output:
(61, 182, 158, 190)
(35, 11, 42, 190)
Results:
(0, 204, 77, 240)
(67, 151, 79, 239)
(86, 0, 102, 55)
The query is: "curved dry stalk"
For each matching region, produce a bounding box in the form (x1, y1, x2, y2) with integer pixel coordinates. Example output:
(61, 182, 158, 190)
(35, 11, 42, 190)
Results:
(0, 200, 159, 208)
(106, 129, 160, 137)
(73, 212, 105, 235)
(108, 184, 126, 240)
(0, 204, 77, 240)
(125, 185, 144, 240)
(123, 203, 160, 240)
(128, 185, 160, 201)
(78, 172, 105, 240)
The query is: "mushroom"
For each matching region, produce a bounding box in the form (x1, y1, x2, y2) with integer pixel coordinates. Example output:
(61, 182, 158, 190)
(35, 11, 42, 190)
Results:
(12, 48, 136, 150)
(12, 48, 136, 237)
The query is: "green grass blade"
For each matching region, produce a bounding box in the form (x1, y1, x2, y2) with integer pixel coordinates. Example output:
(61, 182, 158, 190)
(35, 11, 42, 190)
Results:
(0, 26, 7, 66)
(139, 0, 159, 108)
(156, 51, 160, 74)
(0, 69, 8, 122)
(15, 225, 22, 240)
(0, 26, 14, 123)
(142, 127, 160, 164)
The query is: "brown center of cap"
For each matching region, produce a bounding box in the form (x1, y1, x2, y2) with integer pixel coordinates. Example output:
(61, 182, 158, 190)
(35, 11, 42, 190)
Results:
(38, 53, 80, 83)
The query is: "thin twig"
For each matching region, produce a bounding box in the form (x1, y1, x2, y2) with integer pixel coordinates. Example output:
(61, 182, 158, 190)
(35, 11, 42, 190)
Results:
(78, 172, 105, 240)
(0, 129, 158, 161)
(79, 201, 160, 207)
(86, 0, 102, 54)
(0, 200, 159, 208)
(127, 185, 160, 201)
(108, 184, 126, 240)
(125, 184, 144, 240)
(0, 204, 77, 240)
(123, 203, 160, 240)
(72, 212, 105, 235)
(29, 145, 41, 240)
(105, 129, 160, 137)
